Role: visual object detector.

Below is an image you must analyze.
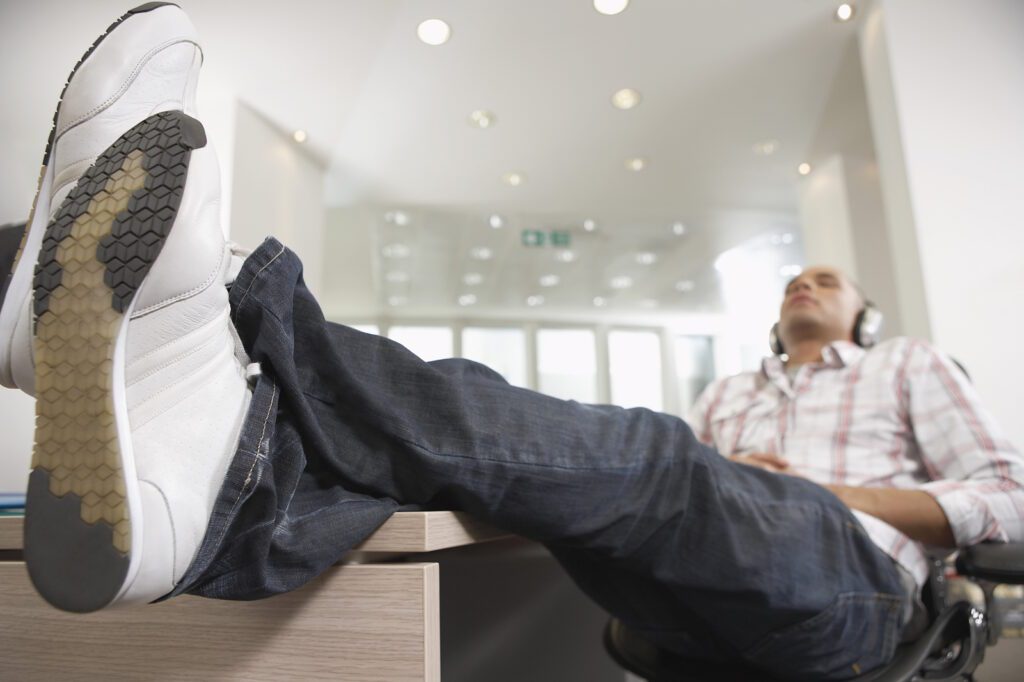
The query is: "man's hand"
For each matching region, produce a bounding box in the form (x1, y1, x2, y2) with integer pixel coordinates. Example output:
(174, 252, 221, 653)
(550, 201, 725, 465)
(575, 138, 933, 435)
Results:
(729, 452, 791, 473)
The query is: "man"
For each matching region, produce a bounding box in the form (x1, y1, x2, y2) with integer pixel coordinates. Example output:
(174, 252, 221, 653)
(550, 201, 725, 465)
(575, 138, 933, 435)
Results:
(1, 5, 1020, 680)
(689, 266, 1024, 643)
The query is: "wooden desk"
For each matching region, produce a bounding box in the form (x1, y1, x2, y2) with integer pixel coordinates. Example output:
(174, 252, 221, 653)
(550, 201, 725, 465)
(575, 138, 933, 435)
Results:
(0, 512, 509, 681)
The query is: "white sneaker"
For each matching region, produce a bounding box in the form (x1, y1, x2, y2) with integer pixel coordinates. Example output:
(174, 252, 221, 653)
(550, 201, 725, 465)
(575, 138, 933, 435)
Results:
(0, 2, 202, 394)
(24, 110, 251, 613)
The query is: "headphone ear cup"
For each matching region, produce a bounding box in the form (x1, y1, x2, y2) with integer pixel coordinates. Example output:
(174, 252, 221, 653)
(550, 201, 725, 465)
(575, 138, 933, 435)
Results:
(769, 322, 785, 355)
(853, 304, 884, 348)
(852, 309, 867, 347)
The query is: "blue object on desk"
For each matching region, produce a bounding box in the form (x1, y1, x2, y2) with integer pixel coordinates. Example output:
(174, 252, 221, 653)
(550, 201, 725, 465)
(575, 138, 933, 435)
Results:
(0, 493, 26, 510)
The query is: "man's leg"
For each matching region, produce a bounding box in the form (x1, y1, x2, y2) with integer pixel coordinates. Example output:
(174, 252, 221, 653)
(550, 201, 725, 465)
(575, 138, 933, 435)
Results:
(178, 237, 908, 680)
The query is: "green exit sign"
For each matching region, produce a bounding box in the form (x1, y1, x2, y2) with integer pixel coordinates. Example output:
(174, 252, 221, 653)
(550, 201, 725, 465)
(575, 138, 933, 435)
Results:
(522, 230, 571, 247)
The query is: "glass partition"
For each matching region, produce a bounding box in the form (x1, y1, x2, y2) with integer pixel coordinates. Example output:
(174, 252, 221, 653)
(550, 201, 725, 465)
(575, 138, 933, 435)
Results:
(537, 328, 597, 403)
(609, 330, 663, 411)
(462, 327, 528, 387)
(387, 326, 454, 362)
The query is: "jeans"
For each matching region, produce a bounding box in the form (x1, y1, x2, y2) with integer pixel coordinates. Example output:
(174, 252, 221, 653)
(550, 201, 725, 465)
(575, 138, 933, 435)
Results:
(171, 238, 908, 680)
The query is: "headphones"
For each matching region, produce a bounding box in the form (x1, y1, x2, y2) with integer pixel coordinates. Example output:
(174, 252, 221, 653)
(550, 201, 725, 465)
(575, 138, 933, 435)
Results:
(769, 302, 884, 356)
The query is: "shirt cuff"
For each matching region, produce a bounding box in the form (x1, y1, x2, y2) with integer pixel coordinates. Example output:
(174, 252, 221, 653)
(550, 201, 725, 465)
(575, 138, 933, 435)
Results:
(919, 482, 1006, 547)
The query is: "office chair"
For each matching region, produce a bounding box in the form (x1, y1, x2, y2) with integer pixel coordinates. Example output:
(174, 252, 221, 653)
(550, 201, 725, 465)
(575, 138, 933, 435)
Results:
(604, 542, 1024, 681)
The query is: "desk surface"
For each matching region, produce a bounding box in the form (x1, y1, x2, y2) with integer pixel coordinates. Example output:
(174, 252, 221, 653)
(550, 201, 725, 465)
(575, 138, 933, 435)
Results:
(0, 511, 508, 554)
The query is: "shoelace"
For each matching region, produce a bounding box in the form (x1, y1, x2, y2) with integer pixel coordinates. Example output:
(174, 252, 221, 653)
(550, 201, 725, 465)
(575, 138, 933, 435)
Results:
(225, 240, 252, 288)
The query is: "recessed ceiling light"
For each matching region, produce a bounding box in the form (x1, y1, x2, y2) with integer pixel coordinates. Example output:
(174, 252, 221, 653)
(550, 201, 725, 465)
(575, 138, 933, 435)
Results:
(539, 274, 560, 287)
(593, 296, 607, 307)
(388, 295, 407, 306)
(503, 172, 524, 187)
(672, 221, 687, 236)
(835, 3, 855, 22)
(675, 279, 696, 292)
(752, 139, 780, 156)
(463, 272, 483, 286)
(470, 246, 493, 260)
(555, 249, 577, 263)
(611, 88, 641, 110)
(458, 294, 477, 306)
(583, 219, 597, 232)
(798, 162, 812, 176)
(526, 295, 545, 307)
(292, 130, 307, 143)
(469, 110, 495, 129)
(385, 210, 410, 226)
(635, 252, 657, 265)
(625, 157, 646, 171)
(594, 0, 630, 16)
(382, 243, 411, 258)
(417, 19, 451, 45)
(385, 271, 409, 283)
(488, 214, 504, 229)
(781, 233, 795, 245)
(780, 264, 803, 278)
(610, 276, 633, 290)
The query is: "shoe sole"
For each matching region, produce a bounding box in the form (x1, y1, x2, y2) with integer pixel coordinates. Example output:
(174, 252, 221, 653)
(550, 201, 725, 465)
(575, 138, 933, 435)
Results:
(25, 110, 207, 613)
(0, 1, 180, 383)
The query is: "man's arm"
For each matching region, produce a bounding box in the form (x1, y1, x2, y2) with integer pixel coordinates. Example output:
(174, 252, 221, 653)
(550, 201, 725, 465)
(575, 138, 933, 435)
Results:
(822, 484, 956, 548)
(740, 449, 958, 546)
(834, 341, 1024, 549)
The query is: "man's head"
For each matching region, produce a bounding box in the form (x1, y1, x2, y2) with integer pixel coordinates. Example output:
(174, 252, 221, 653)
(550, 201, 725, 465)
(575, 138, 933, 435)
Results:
(778, 265, 866, 347)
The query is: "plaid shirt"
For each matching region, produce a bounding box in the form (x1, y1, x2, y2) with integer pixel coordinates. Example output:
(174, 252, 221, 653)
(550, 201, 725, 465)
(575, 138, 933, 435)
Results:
(688, 337, 1024, 588)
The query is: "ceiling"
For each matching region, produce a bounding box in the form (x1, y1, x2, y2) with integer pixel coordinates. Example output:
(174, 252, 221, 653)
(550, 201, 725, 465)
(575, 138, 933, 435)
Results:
(0, 0, 864, 316)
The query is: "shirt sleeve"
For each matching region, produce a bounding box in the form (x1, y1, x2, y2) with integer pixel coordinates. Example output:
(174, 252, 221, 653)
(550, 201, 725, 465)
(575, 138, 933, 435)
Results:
(905, 340, 1024, 546)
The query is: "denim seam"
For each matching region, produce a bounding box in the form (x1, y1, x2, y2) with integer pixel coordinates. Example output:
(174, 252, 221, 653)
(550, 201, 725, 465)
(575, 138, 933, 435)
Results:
(233, 243, 287, 314)
(270, 496, 399, 538)
(404, 437, 642, 472)
(225, 384, 276, 522)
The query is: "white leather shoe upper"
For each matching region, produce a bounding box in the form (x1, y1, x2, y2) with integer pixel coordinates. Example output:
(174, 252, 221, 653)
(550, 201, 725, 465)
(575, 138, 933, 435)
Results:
(118, 143, 251, 603)
(50, 40, 202, 217)
(0, 4, 202, 394)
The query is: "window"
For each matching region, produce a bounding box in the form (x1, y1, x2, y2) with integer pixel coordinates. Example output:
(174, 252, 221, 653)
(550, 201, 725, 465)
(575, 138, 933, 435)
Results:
(606, 329, 663, 409)
(609, 330, 663, 411)
(387, 326, 454, 362)
(536, 329, 596, 403)
(348, 324, 380, 336)
(675, 335, 715, 412)
(461, 327, 528, 387)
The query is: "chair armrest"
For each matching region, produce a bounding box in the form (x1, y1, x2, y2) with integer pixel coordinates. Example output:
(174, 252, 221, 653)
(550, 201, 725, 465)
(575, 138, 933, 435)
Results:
(955, 542, 1024, 584)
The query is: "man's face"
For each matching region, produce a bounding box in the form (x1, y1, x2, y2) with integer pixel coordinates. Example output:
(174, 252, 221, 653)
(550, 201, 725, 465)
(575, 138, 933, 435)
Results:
(779, 266, 863, 345)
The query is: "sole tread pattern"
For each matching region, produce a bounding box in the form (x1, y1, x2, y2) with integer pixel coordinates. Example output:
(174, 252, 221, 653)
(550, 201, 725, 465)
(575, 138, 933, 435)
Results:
(26, 110, 204, 613)
(6, 2, 179, 292)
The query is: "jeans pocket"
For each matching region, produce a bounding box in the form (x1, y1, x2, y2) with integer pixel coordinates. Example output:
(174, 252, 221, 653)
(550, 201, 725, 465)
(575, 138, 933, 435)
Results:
(742, 591, 906, 680)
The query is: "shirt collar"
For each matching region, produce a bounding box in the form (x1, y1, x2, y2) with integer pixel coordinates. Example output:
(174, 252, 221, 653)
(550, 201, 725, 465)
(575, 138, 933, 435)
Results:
(761, 340, 866, 378)
(823, 340, 866, 367)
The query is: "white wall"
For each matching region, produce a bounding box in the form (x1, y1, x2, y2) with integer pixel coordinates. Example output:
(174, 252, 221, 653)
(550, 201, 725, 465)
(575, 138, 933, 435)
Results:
(196, 71, 238, 236)
(229, 102, 328, 296)
(799, 39, 904, 337)
(0, 391, 33, 492)
(860, 0, 1024, 448)
(798, 155, 859, 279)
